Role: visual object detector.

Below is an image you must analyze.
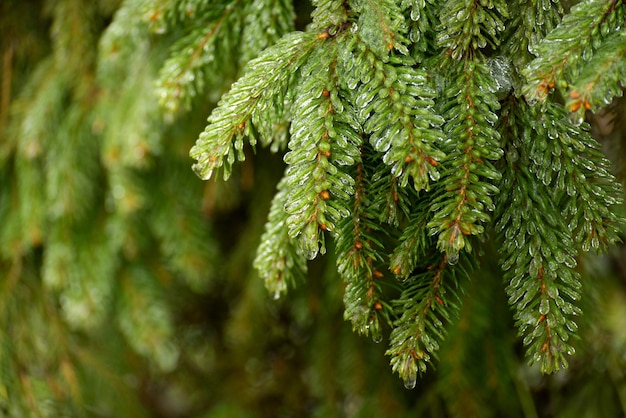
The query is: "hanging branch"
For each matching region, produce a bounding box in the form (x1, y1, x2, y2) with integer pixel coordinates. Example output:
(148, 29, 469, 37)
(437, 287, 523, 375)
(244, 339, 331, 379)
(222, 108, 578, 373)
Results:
(187, 0, 626, 386)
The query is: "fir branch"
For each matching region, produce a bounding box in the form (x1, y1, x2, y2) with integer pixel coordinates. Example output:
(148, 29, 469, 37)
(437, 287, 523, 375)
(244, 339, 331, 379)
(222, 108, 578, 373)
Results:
(6, 60, 67, 254)
(50, 0, 98, 75)
(400, 0, 426, 21)
(389, 205, 431, 279)
(254, 177, 308, 299)
(346, 36, 445, 191)
(522, 0, 625, 103)
(426, 0, 508, 260)
(239, 0, 296, 65)
(502, 0, 563, 68)
(14, 153, 45, 250)
(190, 31, 324, 181)
(99, 61, 164, 170)
(495, 99, 591, 373)
(369, 161, 414, 227)
(156, 0, 243, 114)
(140, 0, 169, 32)
(2, 59, 87, 255)
(496, 162, 581, 373)
(565, 29, 626, 121)
(98, 0, 154, 82)
(156, 0, 232, 26)
(436, 0, 509, 59)
(336, 145, 391, 342)
(386, 253, 470, 388)
(399, 0, 435, 57)
(283, 39, 362, 258)
(106, 169, 147, 216)
(156, 0, 297, 114)
(427, 60, 503, 261)
(354, 0, 409, 58)
(547, 107, 624, 250)
(516, 102, 624, 251)
(0, 39, 13, 134)
(42, 213, 117, 331)
(309, 0, 352, 31)
(6, 0, 626, 408)
(360, 137, 417, 228)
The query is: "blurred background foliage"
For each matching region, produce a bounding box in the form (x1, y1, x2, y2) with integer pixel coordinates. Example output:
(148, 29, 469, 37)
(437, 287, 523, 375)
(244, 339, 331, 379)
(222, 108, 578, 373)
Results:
(0, 0, 625, 417)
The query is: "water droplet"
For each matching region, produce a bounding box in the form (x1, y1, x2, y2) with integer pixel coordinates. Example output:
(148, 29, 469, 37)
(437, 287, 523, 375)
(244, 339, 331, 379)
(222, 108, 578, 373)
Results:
(525, 97, 538, 107)
(569, 111, 584, 126)
(372, 134, 391, 152)
(446, 251, 459, 265)
(401, 356, 418, 389)
(428, 166, 441, 182)
(507, 147, 519, 163)
(539, 298, 550, 315)
(346, 77, 359, 90)
(299, 245, 318, 260)
(410, 6, 421, 21)
(403, 374, 417, 390)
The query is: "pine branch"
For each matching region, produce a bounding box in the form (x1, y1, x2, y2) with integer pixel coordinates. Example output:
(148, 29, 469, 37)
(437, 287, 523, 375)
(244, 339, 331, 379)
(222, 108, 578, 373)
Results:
(389, 204, 431, 279)
(502, 0, 562, 68)
(427, 59, 503, 262)
(565, 29, 626, 121)
(386, 252, 470, 388)
(436, 0, 509, 59)
(309, 0, 351, 31)
(156, 0, 244, 114)
(283, 38, 362, 258)
(522, 0, 626, 104)
(336, 145, 392, 342)
(496, 161, 581, 373)
(345, 36, 445, 191)
(254, 176, 308, 299)
(354, 0, 409, 58)
(493, 98, 622, 373)
(190, 31, 324, 181)
(239, 0, 296, 65)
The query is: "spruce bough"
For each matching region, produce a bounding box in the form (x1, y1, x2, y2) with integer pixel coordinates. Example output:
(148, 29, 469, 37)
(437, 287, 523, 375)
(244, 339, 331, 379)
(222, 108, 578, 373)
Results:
(190, 0, 625, 386)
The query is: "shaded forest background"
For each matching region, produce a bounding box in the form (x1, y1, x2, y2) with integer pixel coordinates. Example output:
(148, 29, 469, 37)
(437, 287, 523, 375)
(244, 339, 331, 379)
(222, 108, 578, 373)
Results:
(1, 0, 626, 417)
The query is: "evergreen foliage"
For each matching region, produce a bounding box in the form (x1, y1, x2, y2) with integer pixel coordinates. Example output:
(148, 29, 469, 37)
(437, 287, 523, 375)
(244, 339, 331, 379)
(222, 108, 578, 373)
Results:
(191, 0, 625, 384)
(2, 0, 626, 416)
